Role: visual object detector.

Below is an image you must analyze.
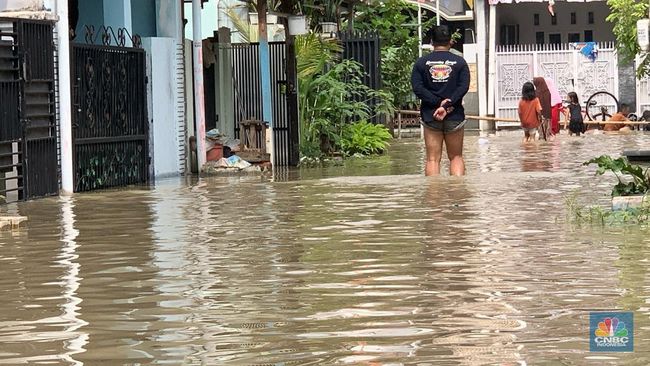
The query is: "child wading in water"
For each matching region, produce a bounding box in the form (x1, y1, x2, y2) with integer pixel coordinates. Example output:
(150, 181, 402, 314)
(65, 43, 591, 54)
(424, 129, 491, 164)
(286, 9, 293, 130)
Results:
(564, 92, 585, 136)
(518, 82, 542, 142)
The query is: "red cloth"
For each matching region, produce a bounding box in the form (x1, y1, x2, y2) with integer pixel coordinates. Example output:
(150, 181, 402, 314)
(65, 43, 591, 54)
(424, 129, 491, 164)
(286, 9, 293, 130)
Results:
(550, 103, 562, 135)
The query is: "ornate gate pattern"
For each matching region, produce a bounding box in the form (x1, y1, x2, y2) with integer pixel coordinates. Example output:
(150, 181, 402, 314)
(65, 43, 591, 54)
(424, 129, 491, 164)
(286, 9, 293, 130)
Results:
(496, 42, 618, 128)
(71, 27, 149, 192)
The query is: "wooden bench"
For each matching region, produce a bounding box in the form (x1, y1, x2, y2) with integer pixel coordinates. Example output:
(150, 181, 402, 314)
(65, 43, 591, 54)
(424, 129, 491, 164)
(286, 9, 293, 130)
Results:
(394, 110, 421, 138)
(239, 120, 270, 163)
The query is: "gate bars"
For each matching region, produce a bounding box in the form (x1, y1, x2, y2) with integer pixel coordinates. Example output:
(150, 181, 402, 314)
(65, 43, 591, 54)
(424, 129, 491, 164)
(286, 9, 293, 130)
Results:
(0, 18, 58, 201)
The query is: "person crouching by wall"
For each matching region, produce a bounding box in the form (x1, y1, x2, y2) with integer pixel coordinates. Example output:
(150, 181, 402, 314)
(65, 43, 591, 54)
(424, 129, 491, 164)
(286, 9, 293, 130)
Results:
(604, 103, 632, 132)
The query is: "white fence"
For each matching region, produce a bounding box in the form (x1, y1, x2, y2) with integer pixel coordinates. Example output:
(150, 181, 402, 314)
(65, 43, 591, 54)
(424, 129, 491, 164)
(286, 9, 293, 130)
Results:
(636, 58, 650, 114)
(495, 42, 618, 128)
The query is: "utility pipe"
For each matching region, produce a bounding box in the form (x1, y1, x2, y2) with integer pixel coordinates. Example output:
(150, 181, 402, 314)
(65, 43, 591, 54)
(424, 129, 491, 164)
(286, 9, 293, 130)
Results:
(192, 0, 207, 169)
(418, 3, 422, 57)
(487, 3, 496, 116)
(56, 0, 74, 194)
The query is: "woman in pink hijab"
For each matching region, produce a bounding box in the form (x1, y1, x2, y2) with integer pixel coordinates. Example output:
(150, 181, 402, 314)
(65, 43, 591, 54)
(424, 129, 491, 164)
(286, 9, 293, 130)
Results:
(545, 77, 563, 136)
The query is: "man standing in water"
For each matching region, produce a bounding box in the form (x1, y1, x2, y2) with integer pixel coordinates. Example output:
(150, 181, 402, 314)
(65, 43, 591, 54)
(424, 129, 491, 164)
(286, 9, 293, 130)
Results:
(411, 25, 470, 176)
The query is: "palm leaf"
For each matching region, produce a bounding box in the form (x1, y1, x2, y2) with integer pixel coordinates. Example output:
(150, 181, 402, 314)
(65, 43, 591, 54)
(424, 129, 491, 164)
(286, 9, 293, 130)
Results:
(225, 6, 259, 43)
(295, 33, 341, 79)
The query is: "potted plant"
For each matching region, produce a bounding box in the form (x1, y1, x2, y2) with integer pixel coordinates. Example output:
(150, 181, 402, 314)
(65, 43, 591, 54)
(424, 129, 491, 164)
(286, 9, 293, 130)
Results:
(319, 0, 342, 34)
(584, 155, 650, 210)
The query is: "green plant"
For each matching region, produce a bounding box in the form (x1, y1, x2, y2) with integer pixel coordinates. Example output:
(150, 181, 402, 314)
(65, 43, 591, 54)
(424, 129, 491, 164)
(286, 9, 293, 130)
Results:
(584, 155, 650, 196)
(296, 33, 341, 79)
(302, 0, 344, 27)
(299, 59, 373, 152)
(295, 28, 394, 159)
(565, 193, 650, 225)
(352, 0, 435, 109)
(451, 29, 462, 42)
(607, 0, 650, 78)
(382, 38, 419, 109)
(353, 0, 435, 48)
(340, 121, 392, 156)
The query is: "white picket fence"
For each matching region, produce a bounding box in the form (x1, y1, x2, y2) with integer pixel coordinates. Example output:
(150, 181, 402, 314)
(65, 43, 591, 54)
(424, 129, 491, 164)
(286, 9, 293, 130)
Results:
(636, 58, 650, 115)
(495, 42, 618, 128)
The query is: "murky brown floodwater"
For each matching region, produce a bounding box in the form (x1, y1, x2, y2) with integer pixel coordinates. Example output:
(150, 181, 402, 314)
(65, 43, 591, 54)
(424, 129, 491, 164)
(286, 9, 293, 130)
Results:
(2, 131, 650, 365)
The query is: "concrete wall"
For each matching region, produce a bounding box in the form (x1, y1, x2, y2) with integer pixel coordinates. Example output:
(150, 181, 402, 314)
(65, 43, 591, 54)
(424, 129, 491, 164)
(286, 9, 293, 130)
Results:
(104, 0, 131, 31)
(132, 0, 156, 37)
(143, 37, 183, 178)
(76, 0, 103, 37)
(155, 0, 181, 39)
(0, 0, 42, 11)
(497, 2, 614, 45)
(618, 56, 637, 111)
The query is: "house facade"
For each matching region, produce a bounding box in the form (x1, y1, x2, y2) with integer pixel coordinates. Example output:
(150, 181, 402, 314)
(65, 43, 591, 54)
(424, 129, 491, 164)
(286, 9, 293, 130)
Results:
(497, 1, 614, 45)
(461, 0, 635, 129)
(0, 0, 188, 200)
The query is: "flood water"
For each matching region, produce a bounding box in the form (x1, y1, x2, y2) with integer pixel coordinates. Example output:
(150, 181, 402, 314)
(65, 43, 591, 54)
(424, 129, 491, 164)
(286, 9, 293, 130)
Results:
(2, 131, 650, 365)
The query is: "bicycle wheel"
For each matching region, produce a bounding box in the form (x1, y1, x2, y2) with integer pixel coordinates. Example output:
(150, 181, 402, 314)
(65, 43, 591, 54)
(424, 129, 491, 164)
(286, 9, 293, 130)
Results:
(591, 112, 613, 122)
(585, 91, 619, 127)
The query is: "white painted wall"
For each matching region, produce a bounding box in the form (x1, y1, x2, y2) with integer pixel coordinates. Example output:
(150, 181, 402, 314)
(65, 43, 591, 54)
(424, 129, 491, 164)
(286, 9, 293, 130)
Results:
(0, 0, 43, 11)
(497, 2, 614, 45)
(155, 0, 182, 40)
(143, 37, 183, 178)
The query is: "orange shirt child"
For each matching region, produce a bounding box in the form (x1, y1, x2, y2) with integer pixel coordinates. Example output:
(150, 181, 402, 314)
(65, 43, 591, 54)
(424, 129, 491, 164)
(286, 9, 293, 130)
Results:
(518, 97, 542, 129)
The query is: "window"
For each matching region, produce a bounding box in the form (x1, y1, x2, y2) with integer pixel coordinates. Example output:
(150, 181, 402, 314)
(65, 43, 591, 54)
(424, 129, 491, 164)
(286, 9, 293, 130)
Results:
(534, 13, 540, 26)
(500, 24, 519, 45)
(571, 12, 576, 25)
(551, 15, 557, 25)
(536, 32, 545, 44)
(588, 12, 594, 24)
(549, 33, 561, 44)
(584, 30, 593, 42)
(569, 33, 580, 43)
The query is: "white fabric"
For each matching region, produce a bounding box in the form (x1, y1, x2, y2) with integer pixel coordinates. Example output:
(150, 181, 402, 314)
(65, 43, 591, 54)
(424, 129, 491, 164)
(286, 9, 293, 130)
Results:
(545, 78, 563, 106)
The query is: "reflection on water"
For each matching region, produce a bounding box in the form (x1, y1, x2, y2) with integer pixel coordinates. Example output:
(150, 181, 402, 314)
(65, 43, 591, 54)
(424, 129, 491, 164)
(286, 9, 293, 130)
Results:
(1, 132, 650, 364)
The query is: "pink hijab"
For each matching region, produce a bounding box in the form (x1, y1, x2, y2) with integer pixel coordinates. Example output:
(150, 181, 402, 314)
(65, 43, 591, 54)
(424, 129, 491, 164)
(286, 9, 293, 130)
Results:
(544, 77, 563, 106)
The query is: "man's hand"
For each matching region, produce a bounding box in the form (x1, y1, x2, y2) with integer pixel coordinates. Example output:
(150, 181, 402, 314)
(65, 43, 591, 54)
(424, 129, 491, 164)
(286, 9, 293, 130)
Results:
(433, 107, 447, 121)
(440, 99, 452, 108)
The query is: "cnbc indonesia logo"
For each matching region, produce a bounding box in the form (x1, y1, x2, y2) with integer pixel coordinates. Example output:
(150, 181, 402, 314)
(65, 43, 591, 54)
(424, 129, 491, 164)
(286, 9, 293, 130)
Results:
(590, 312, 633, 352)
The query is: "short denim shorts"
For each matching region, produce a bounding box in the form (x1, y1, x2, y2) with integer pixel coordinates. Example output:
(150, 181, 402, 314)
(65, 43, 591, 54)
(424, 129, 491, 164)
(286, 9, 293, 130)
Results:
(421, 120, 467, 133)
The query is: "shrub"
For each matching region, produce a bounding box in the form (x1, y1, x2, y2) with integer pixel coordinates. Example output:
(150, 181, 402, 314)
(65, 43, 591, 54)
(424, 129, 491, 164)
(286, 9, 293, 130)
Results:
(340, 121, 392, 156)
(584, 155, 650, 196)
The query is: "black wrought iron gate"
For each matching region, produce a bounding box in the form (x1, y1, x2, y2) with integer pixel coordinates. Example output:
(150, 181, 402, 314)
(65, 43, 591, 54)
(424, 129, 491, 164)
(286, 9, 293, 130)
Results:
(0, 18, 58, 201)
(71, 28, 149, 192)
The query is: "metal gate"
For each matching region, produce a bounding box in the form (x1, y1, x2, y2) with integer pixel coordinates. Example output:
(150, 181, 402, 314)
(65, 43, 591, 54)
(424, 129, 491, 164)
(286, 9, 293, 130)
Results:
(495, 42, 618, 128)
(230, 41, 299, 166)
(340, 31, 382, 123)
(0, 18, 58, 201)
(71, 27, 149, 192)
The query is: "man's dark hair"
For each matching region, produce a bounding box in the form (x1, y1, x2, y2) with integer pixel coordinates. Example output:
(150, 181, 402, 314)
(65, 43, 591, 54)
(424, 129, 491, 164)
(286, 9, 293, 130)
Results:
(431, 25, 451, 46)
(522, 82, 536, 101)
(619, 103, 630, 113)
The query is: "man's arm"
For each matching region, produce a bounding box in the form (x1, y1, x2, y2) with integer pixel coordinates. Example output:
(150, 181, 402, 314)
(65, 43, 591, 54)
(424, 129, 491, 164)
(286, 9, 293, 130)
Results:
(447, 61, 470, 106)
(411, 62, 442, 107)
